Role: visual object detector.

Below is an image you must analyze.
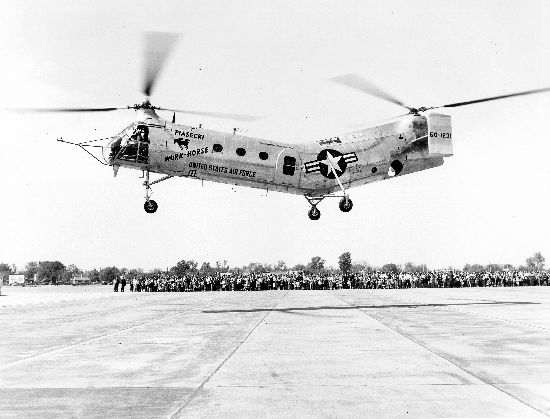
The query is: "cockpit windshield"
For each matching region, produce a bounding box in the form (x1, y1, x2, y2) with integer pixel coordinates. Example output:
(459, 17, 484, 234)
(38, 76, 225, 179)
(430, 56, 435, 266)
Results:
(104, 122, 150, 165)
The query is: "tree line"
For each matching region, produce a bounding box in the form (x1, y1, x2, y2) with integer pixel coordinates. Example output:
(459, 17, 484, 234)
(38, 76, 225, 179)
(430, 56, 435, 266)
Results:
(0, 252, 546, 285)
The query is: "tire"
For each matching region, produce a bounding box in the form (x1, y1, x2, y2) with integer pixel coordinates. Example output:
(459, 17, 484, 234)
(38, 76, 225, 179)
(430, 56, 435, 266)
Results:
(339, 197, 353, 212)
(144, 199, 158, 213)
(308, 207, 321, 220)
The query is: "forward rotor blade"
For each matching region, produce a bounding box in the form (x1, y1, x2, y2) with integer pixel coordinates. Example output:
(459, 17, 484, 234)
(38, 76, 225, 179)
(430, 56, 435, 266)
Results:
(10, 106, 126, 113)
(143, 31, 179, 97)
(438, 87, 550, 109)
(330, 73, 412, 110)
(156, 107, 262, 122)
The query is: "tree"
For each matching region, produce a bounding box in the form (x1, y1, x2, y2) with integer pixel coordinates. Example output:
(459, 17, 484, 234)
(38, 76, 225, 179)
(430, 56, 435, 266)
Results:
(127, 268, 144, 277)
(244, 262, 270, 273)
(403, 262, 428, 273)
(291, 264, 307, 272)
(485, 264, 502, 272)
(37, 261, 66, 284)
(86, 269, 100, 283)
(526, 252, 545, 271)
(352, 260, 373, 273)
(99, 266, 121, 284)
(415, 264, 428, 273)
(403, 262, 415, 273)
(63, 264, 83, 281)
(215, 260, 229, 273)
(170, 260, 198, 276)
(24, 261, 39, 280)
(0, 263, 15, 285)
(307, 256, 325, 273)
(274, 260, 287, 272)
(463, 264, 484, 272)
(338, 252, 352, 275)
(381, 263, 400, 274)
(199, 262, 216, 275)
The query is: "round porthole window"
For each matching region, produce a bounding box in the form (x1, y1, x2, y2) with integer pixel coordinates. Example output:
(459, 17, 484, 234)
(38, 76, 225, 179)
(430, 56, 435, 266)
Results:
(259, 152, 268, 160)
(213, 144, 223, 152)
(236, 148, 246, 156)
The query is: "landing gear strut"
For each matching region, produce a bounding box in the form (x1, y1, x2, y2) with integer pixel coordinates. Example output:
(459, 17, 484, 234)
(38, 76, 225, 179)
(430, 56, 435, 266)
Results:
(142, 170, 173, 214)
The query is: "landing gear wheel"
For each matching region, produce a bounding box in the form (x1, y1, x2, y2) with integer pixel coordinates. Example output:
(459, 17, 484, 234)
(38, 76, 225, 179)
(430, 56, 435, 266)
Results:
(339, 197, 353, 212)
(144, 199, 158, 214)
(308, 206, 321, 220)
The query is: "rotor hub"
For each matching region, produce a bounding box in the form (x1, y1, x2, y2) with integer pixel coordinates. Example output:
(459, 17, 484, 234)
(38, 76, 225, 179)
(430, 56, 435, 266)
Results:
(131, 100, 156, 110)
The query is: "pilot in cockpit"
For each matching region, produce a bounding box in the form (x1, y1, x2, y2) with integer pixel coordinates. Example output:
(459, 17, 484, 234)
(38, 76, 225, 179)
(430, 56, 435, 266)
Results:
(132, 125, 149, 143)
(106, 123, 149, 163)
(135, 125, 149, 163)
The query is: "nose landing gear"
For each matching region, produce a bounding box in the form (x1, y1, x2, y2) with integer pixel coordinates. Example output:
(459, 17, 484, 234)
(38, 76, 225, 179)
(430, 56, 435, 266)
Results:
(144, 199, 158, 213)
(142, 170, 173, 214)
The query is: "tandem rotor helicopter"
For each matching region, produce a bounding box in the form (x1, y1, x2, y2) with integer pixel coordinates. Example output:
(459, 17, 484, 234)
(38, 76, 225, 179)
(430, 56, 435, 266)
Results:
(18, 32, 550, 220)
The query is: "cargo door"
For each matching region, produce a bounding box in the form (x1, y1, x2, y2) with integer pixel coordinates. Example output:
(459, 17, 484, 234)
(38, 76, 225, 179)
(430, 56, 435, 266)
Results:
(274, 148, 302, 187)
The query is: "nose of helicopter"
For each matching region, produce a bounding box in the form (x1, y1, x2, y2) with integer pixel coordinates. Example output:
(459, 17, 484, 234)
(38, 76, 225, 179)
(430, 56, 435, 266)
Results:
(104, 137, 122, 164)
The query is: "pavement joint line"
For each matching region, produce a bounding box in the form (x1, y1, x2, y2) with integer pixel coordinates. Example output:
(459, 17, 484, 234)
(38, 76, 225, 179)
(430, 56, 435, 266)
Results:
(366, 292, 550, 333)
(333, 293, 550, 418)
(0, 294, 238, 372)
(170, 290, 290, 418)
(212, 383, 492, 388)
(440, 306, 550, 332)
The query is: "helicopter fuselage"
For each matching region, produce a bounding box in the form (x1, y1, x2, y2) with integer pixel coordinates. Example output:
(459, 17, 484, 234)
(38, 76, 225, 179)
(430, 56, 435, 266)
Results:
(108, 110, 453, 198)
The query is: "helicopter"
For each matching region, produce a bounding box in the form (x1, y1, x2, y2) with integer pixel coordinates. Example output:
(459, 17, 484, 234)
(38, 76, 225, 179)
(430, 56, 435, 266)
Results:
(18, 32, 550, 220)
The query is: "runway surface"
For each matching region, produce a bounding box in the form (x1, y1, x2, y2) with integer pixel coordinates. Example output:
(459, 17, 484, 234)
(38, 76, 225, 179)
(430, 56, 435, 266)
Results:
(1, 286, 549, 418)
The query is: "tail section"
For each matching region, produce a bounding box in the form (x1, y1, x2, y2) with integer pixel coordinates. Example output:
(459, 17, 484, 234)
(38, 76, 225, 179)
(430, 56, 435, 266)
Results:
(427, 113, 453, 157)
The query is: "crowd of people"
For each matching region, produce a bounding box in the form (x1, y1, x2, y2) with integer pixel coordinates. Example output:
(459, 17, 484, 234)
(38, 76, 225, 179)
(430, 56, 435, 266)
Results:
(112, 269, 550, 292)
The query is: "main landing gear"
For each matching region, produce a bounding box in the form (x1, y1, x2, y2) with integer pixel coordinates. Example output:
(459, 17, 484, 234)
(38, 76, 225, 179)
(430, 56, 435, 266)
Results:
(142, 170, 173, 214)
(305, 195, 353, 220)
(304, 156, 353, 220)
(308, 205, 321, 221)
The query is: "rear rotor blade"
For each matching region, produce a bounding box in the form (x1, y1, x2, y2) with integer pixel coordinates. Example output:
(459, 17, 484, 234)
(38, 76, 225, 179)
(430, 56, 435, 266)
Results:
(438, 87, 550, 109)
(156, 107, 262, 122)
(143, 31, 179, 97)
(348, 112, 412, 129)
(330, 73, 412, 111)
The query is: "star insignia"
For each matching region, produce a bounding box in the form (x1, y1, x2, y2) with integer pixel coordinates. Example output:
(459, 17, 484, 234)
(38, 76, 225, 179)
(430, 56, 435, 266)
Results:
(304, 149, 358, 179)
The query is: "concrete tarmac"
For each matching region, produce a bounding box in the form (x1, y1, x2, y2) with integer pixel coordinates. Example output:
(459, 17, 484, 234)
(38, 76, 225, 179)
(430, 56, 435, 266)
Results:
(1, 286, 549, 418)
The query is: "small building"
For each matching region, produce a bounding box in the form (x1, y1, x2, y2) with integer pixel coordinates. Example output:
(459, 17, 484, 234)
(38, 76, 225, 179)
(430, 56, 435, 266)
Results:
(72, 275, 92, 285)
(8, 274, 25, 286)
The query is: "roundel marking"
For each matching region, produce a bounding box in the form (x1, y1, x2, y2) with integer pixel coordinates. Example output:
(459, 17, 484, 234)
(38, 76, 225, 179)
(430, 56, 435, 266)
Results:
(317, 149, 347, 179)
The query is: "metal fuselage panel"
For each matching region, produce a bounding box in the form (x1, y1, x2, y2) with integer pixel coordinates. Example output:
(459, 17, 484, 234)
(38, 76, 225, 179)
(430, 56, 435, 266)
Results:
(114, 112, 451, 196)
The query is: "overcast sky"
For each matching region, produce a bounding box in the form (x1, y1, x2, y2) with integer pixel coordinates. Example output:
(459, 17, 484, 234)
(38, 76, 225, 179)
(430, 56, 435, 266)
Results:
(1, 0, 550, 272)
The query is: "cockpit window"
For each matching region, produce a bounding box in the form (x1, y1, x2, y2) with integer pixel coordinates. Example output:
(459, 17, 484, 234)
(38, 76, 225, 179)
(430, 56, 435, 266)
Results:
(105, 123, 149, 164)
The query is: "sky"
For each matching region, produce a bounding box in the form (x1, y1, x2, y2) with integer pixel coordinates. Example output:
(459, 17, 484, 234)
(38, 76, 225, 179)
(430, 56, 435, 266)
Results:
(1, 0, 550, 272)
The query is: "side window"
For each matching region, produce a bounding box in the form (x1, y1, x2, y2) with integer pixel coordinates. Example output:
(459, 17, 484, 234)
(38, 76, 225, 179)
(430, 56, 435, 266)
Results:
(236, 148, 246, 156)
(283, 156, 296, 176)
(213, 144, 223, 153)
(259, 152, 268, 160)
